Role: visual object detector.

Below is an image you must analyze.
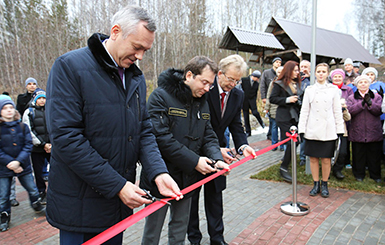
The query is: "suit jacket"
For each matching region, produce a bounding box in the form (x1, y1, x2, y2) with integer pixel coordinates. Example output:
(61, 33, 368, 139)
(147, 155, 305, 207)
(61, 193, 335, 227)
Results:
(207, 77, 248, 192)
(241, 76, 259, 110)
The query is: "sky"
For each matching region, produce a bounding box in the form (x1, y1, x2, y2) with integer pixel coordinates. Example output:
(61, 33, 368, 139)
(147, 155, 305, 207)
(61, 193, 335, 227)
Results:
(317, 0, 356, 35)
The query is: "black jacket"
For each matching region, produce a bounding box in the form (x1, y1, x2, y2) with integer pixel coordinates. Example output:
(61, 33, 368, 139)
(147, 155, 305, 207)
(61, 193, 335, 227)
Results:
(23, 105, 50, 153)
(207, 78, 247, 192)
(269, 80, 302, 124)
(241, 76, 259, 111)
(140, 68, 222, 198)
(45, 33, 168, 233)
(16, 92, 33, 115)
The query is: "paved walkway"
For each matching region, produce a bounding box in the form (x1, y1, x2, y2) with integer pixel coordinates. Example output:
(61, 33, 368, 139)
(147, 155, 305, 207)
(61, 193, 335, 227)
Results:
(1, 133, 385, 245)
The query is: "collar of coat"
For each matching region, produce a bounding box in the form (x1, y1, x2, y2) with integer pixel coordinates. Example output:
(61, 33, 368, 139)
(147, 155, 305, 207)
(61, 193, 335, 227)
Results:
(157, 68, 207, 105)
(354, 88, 375, 100)
(87, 33, 142, 77)
(274, 80, 303, 96)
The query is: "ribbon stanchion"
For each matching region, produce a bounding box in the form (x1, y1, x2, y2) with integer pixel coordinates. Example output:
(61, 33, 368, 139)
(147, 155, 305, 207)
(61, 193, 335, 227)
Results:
(83, 137, 292, 245)
(280, 126, 310, 216)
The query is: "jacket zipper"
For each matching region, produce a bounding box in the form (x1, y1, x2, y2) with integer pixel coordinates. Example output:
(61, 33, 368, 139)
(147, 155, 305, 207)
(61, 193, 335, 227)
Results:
(136, 92, 141, 120)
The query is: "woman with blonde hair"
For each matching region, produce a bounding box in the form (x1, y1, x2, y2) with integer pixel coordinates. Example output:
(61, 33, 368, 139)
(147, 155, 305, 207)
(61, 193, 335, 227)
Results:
(298, 63, 344, 197)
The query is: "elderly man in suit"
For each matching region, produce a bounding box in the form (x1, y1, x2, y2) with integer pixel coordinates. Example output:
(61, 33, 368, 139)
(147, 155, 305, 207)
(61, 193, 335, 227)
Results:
(241, 70, 264, 136)
(188, 54, 256, 245)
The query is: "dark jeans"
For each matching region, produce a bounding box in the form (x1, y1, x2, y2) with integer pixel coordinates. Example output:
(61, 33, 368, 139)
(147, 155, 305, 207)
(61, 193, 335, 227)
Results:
(60, 230, 123, 245)
(0, 174, 39, 214)
(31, 151, 50, 193)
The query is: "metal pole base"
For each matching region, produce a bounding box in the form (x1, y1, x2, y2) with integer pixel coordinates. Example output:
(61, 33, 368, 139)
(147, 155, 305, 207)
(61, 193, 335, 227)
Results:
(280, 201, 310, 216)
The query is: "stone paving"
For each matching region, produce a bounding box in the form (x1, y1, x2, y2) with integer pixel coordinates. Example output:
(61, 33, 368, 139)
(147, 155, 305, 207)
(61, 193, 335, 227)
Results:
(1, 132, 385, 245)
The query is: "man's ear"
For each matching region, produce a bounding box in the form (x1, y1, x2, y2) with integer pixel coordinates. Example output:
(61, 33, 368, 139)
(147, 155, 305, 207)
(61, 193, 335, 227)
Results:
(110, 24, 121, 40)
(185, 70, 193, 83)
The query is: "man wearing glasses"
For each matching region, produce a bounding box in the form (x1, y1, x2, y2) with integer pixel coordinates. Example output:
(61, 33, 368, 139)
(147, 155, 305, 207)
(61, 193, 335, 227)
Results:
(188, 54, 255, 245)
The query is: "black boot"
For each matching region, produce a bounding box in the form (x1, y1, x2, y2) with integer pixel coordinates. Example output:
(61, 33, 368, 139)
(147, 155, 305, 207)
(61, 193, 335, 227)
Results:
(0, 211, 10, 232)
(333, 170, 345, 180)
(321, 181, 329, 198)
(309, 181, 320, 196)
(279, 167, 292, 182)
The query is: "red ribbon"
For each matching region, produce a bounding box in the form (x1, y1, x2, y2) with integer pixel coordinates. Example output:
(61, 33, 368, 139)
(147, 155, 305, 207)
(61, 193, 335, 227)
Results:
(286, 132, 298, 142)
(83, 135, 296, 245)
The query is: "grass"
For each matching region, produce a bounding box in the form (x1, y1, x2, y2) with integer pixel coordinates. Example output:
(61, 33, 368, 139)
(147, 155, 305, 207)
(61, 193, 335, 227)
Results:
(251, 156, 385, 195)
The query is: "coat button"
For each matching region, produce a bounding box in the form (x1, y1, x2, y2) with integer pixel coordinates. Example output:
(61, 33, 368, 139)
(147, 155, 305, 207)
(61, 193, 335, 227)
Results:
(125, 169, 129, 173)
(13, 143, 17, 146)
(11, 129, 14, 131)
(128, 136, 132, 141)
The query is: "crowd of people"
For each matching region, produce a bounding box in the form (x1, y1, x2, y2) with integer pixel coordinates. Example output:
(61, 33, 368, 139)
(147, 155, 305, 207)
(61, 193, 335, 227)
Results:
(260, 57, 385, 198)
(0, 78, 48, 232)
(1, 4, 384, 245)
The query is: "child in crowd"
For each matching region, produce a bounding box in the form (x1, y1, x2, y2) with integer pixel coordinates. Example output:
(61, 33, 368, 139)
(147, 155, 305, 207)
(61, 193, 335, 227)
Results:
(22, 89, 50, 204)
(0, 95, 45, 232)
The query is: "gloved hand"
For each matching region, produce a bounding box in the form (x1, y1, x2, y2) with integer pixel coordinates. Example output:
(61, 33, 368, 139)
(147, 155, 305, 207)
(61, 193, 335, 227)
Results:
(364, 93, 372, 106)
(299, 133, 304, 143)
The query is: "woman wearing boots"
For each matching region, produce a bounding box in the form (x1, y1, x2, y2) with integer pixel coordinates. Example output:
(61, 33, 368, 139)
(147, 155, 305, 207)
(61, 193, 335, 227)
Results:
(298, 63, 344, 197)
(270, 61, 302, 182)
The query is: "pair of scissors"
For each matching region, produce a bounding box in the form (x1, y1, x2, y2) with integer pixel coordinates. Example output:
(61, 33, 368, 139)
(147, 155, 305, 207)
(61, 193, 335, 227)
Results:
(142, 189, 171, 205)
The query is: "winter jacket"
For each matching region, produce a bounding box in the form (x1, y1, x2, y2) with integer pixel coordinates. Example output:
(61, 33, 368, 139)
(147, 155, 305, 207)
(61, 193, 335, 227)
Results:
(265, 80, 278, 118)
(347, 90, 382, 143)
(45, 33, 168, 233)
(269, 80, 303, 124)
(340, 84, 354, 100)
(343, 71, 358, 85)
(259, 68, 277, 99)
(22, 105, 50, 153)
(140, 68, 222, 198)
(298, 82, 344, 141)
(0, 112, 33, 178)
(16, 92, 33, 115)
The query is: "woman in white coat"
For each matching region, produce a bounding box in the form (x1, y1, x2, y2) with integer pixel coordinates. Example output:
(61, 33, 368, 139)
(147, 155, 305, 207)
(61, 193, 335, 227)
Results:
(298, 63, 344, 198)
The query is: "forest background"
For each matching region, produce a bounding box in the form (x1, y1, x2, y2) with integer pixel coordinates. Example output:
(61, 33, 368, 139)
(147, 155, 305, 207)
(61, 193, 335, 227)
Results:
(0, 0, 384, 97)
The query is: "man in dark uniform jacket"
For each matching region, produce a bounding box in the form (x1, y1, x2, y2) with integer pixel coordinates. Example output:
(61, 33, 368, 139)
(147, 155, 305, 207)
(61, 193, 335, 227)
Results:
(16, 77, 37, 115)
(188, 55, 255, 245)
(241, 70, 264, 136)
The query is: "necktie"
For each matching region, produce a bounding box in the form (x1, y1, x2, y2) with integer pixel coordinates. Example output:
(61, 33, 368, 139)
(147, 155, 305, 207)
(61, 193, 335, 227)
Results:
(220, 92, 226, 110)
(118, 67, 124, 81)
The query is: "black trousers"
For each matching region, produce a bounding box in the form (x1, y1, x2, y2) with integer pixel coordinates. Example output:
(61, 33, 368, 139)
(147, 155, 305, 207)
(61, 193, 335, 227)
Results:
(352, 141, 382, 180)
(243, 103, 264, 134)
(31, 151, 50, 193)
(188, 180, 224, 244)
(333, 136, 348, 172)
(277, 120, 298, 169)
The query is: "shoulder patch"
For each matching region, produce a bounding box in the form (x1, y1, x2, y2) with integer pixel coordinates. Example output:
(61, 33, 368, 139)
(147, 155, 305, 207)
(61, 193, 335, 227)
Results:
(202, 113, 210, 120)
(168, 107, 187, 117)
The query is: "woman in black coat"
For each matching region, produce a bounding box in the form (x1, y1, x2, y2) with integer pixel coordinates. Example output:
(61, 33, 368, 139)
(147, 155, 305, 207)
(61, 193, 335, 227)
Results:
(269, 60, 302, 182)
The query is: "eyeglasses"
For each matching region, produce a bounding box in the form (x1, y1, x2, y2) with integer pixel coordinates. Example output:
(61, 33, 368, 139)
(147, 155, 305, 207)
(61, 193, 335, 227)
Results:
(197, 77, 214, 89)
(222, 73, 241, 85)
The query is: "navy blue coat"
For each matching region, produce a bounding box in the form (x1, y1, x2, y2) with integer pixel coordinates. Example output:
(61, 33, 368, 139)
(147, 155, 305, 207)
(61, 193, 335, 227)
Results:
(0, 119, 33, 178)
(45, 33, 168, 233)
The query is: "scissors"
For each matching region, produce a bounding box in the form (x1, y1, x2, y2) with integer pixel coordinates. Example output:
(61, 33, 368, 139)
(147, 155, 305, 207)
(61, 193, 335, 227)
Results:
(142, 189, 171, 206)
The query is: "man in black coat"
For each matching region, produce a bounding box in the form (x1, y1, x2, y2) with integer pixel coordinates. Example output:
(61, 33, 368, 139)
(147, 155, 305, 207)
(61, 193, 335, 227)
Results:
(241, 70, 264, 136)
(188, 55, 255, 245)
(45, 6, 181, 244)
(141, 56, 229, 244)
(16, 77, 37, 115)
